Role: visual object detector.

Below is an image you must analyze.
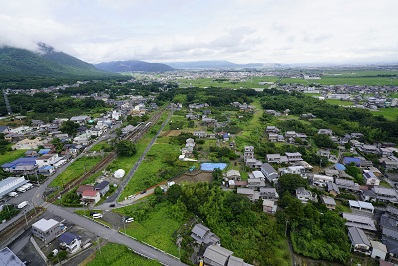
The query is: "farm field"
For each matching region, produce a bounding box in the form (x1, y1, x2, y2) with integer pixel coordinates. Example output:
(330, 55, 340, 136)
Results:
(113, 201, 185, 258)
(177, 76, 279, 89)
(371, 108, 398, 121)
(325, 99, 353, 106)
(85, 242, 161, 266)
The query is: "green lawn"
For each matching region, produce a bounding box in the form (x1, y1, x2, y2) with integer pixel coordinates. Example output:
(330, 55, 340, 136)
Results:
(325, 99, 353, 106)
(86, 242, 161, 266)
(114, 201, 185, 257)
(380, 180, 393, 188)
(49, 155, 104, 188)
(90, 141, 112, 152)
(0, 149, 27, 165)
(372, 108, 398, 121)
(119, 136, 189, 200)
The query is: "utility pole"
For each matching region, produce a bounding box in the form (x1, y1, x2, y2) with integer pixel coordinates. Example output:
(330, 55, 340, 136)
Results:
(97, 237, 102, 255)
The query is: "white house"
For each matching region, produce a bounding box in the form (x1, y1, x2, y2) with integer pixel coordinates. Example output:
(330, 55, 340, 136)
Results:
(58, 232, 82, 253)
(295, 187, 317, 204)
(370, 240, 387, 260)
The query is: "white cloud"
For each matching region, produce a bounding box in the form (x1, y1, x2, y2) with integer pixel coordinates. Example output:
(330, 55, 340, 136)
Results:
(0, 0, 397, 64)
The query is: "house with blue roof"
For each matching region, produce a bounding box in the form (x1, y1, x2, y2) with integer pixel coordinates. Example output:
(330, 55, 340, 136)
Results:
(94, 181, 110, 196)
(58, 232, 82, 253)
(1, 157, 38, 174)
(343, 157, 361, 166)
(38, 149, 51, 155)
(38, 165, 55, 176)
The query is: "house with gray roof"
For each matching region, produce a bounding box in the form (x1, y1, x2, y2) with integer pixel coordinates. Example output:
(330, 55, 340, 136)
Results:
(347, 227, 371, 254)
(380, 213, 398, 256)
(203, 245, 233, 266)
(260, 163, 279, 184)
(342, 213, 377, 231)
(191, 224, 220, 246)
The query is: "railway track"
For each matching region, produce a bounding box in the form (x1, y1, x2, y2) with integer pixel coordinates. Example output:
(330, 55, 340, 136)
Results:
(48, 108, 167, 202)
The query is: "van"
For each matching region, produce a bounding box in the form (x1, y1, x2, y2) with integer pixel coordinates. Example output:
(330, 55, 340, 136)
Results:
(124, 217, 134, 223)
(92, 213, 103, 219)
(8, 192, 18, 197)
(16, 187, 27, 193)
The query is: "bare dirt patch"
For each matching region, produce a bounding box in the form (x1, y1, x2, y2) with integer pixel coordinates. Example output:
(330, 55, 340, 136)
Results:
(161, 130, 182, 137)
(173, 170, 213, 183)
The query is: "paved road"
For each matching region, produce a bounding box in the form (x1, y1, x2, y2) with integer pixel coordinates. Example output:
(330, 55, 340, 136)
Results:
(100, 108, 175, 208)
(45, 203, 186, 266)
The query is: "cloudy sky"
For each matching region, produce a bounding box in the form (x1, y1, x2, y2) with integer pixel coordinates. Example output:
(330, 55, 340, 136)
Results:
(1, 0, 397, 64)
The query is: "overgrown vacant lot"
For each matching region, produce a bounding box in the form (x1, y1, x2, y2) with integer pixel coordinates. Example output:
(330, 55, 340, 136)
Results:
(119, 135, 190, 200)
(0, 149, 27, 165)
(113, 201, 185, 257)
(86, 242, 161, 266)
(49, 155, 104, 188)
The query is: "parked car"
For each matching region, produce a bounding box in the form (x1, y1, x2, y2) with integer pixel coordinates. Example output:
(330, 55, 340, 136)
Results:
(124, 217, 134, 223)
(140, 190, 147, 194)
(127, 195, 136, 200)
(92, 213, 103, 219)
(109, 204, 115, 207)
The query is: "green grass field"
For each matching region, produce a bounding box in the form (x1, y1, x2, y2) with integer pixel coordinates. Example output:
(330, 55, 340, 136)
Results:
(119, 135, 189, 200)
(0, 149, 27, 165)
(178, 76, 279, 89)
(325, 99, 353, 106)
(114, 201, 184, 257)
(372, 108, 398, 121)
(90, 141, 112, 152)
(49, 155, 104, 188)
(86, 242, 161, 266)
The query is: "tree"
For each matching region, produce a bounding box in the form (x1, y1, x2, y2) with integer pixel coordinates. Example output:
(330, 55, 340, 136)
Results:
(116, 140, 137, 157)
(60, 120, 80, 137)
(278, 174, 308, 194)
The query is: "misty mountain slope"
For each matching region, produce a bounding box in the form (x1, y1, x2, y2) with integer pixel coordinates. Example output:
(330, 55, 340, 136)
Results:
(0, 45, 113, 78)
(95, 60, 175, 72)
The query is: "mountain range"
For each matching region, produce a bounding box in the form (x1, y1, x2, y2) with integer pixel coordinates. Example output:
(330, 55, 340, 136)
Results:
(0, 44, 113, 78)
(164, 60, 264, 69)
(94, 60, 175, 72)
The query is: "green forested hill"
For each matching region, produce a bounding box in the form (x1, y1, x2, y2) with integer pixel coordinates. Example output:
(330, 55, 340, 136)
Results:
(0, 45, 114, 78)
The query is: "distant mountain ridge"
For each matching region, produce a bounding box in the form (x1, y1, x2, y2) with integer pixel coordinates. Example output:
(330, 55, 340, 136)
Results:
(0, 44, 113, 78)
(94, 60, 175, 72)
(165, 60, 264, 69)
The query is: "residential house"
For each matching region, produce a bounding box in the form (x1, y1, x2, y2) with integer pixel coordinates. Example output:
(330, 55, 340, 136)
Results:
(76, 185, 94, 196)
(190, 223, 220, 246)
(70, 115, 90, 125)
(379, 212, 398, 256)
(361, 145, 379, 154)
(203, 245, 233, 266)
(265, 126, 280, 133)
(259, 187, 279, 201)
(1, 157, 38, 175)
(322, 196, 336, 210)
(318, 149, 331, 159)
(279, 166, 307, 178)
(348, 200, 374, 214)
(295, 187, 317, 204)
(318, 129, 333, 135)
(383, 160, 398, 170)
(243, 146, 254, 161)
(32, 218, 63, 243)
(327, 181, 340, 196)
(95, 181, 110, 196)
(224, 170, 241, 181)
(312, 174, 334, 187)
(335, 178, 360, 192)
(193, 131, 207, 138)
(58, 232, 82, 253)
(82, 190, 100, 204)
(12, 138, 46, 150)
(347, 227, 371, 254)
(35, 154, 59, 168)
(262, 199, 277, 214)
(260, 163, 279, 184)
(186, 113, 199, 120)
(236, 188, 258, 201)
(370, 241, 387, 260)
(247, 178, 266, 190)
(38, 165, 55, 176)
(25, 150, 38, 157)
(285, 152, 303, 163)
(0, 126, 11, 134)
(202, 117, 217, 126)
(363, 171, 380, 186)
(245, 158, 262, 169)
(266, 154, 288, 164)
(268, 133, 278, 142)
(342, 213, 377, 231)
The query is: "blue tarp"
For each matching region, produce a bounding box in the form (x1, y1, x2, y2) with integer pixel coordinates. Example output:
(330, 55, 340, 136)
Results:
(200, 163, 227, 171)
(38, 149, 51, 155)
(334, 163, 346, 171)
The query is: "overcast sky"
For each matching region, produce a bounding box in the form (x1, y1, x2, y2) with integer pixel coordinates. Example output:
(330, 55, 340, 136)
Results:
(1, 0, 397, 64)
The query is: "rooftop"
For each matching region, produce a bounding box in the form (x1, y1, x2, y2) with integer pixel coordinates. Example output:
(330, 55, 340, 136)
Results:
(32, 218, 60, 232)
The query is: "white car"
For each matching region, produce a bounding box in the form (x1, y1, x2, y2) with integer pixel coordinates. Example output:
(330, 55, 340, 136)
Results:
(92, 213, 103, 219)
(127, 195, 136, 200)
(124, 217, 134, 223)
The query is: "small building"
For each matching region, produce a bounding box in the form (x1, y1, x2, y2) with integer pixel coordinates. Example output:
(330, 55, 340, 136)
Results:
(190, 223, 220, 246)
(260, 163, 279, 184)
(76, 185, 94, 196)
(342, 213, 377, 231)
(0, 176, 28, 199)
(82, 190, 100, 204)
(348, 200, 374, 214)
(225, 170, 241, 180)
(295, 187, 316, 204)
(370, 240, 387, 260)
(94, 181, 110, 196)
(312, 174, 334, 187)
(347, 227, 371, 254)
(327, 181, 340, 196)
(322, 196, 336, 210)
(262, 199, 277, 214)
(0, 247, 25, 265)
(363, 171, 380, 186)
(32, 218, 63, 243)
(58, 231, 82, 253)
(203, 244, 233, 266)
